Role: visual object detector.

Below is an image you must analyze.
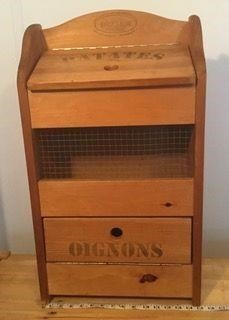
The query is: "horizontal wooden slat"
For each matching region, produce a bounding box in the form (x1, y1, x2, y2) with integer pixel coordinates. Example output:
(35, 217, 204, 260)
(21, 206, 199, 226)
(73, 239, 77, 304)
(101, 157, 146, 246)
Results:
(44, 217, 191, 263)
(39, 179, 193, 216)
(29, 87, 195, 128)
(47, 263, 192, 298)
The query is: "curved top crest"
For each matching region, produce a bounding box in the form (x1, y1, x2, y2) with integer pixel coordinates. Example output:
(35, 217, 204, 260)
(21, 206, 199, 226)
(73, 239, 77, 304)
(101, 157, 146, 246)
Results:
(43, 10, 190, 49)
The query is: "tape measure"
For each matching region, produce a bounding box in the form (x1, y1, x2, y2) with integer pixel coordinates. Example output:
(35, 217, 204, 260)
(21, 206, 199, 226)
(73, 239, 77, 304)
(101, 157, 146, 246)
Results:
(46, 302, 229, 312)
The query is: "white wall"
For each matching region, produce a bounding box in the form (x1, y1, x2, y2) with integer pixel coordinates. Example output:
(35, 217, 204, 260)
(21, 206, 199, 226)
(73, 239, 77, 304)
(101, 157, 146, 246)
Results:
(0, 0, 229, 256)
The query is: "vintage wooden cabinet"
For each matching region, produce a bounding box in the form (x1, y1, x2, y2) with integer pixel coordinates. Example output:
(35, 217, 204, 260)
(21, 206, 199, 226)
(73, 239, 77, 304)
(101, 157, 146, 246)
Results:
(17, 10, 206, 305)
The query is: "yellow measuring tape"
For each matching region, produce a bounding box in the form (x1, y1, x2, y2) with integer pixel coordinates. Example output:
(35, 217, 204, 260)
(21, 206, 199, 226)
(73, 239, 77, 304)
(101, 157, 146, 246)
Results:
(46, 302, 229, 312)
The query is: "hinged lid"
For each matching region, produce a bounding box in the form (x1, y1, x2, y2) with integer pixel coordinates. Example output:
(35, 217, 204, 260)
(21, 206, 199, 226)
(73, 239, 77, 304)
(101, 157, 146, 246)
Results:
(27, 43, 196, 91)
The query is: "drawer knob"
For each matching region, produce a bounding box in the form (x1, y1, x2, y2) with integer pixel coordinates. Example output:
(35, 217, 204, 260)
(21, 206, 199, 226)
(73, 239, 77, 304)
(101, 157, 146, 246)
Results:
(110, 227, 123, 238)
(139, 274, 158, 283)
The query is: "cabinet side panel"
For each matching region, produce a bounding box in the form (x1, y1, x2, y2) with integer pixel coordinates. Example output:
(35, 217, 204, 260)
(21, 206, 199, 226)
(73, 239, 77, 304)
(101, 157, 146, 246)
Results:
(17, 24, 49, 303)
(188, 15, 206, 306)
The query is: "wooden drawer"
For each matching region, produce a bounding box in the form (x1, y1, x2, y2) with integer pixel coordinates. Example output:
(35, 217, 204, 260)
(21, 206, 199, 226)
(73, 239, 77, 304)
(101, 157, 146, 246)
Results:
(47, 264, 192, 298)
(39, 179, 193, 216)
(29, 86, 195, 128)
(44, 217, 192, 263)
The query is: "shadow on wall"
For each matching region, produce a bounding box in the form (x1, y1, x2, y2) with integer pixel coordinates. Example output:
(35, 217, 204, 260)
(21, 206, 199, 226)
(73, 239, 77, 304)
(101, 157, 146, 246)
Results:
(0, 189, 8, 250)
(0, 80, 35, 254)
(203, 54, 229, 257)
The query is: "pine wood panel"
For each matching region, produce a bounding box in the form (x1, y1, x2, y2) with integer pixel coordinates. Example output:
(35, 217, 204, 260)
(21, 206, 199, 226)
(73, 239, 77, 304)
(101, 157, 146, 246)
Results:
(29, 86, 195, 128)
(188, 15, 207, 306)
(44, 218, 191, 263)
(47, 263, 192, 298)
(43, 10, 190, 49)
(17, 24, 49, 303)
(27, 44, 195, 91)
(39, 179, 193, 217)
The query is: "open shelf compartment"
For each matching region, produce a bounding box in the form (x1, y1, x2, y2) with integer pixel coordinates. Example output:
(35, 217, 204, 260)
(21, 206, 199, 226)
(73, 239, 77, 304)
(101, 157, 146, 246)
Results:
(35, 124, 194, 181)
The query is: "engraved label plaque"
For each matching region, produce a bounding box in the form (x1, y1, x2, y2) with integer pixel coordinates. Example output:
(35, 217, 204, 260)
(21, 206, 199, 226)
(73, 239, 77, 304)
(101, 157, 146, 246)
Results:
(95, 12, 137, 35)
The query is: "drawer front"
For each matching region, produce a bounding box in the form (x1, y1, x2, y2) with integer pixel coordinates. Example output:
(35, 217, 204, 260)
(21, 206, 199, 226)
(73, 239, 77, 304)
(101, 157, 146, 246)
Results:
(44, 218, 192, 263)
(39, 179, 193, 216)
(47, 264, 192, 298)
(29, 87, 195, 128)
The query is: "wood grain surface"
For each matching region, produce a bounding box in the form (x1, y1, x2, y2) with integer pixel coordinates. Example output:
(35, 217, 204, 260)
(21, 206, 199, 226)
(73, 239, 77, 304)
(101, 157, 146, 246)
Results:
(27, 44, 195, 90)
(44, 217, 191, 263)
(39, 179, 194, 216)
(43, 10, 189, 49)
(29, 86, 195, 128)
(47, 263, 192, 298)
(188, 15, 207, 306)
(17, 24, 49, 303)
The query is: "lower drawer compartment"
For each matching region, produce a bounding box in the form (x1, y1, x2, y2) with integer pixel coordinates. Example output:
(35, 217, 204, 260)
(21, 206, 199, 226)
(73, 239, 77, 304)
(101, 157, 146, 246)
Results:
(47, 263, 192, 298)
(44, 217, 192, 264)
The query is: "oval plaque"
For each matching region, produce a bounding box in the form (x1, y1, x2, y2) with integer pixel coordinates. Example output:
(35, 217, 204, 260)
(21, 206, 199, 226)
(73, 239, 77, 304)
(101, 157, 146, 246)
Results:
(95, 12, 137, 35)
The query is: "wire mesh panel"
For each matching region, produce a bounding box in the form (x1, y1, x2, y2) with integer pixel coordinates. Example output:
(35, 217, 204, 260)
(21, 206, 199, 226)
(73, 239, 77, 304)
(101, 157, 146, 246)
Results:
(35, 125, 194, 180)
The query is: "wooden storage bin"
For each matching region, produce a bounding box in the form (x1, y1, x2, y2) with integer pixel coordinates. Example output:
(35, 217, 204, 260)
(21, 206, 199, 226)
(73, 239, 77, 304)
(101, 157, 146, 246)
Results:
(47, 264, 193, 298)
(44, 217, 192, 263)
(17, 10, 206, 305)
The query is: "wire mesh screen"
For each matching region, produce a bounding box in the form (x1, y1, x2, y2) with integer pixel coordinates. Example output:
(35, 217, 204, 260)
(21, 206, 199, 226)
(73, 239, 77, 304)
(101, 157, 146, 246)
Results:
(35, 125, 194, 180)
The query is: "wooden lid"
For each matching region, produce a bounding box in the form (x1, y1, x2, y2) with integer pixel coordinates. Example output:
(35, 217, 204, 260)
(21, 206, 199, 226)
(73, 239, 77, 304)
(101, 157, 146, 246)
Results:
(28, 43, 196, 91)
